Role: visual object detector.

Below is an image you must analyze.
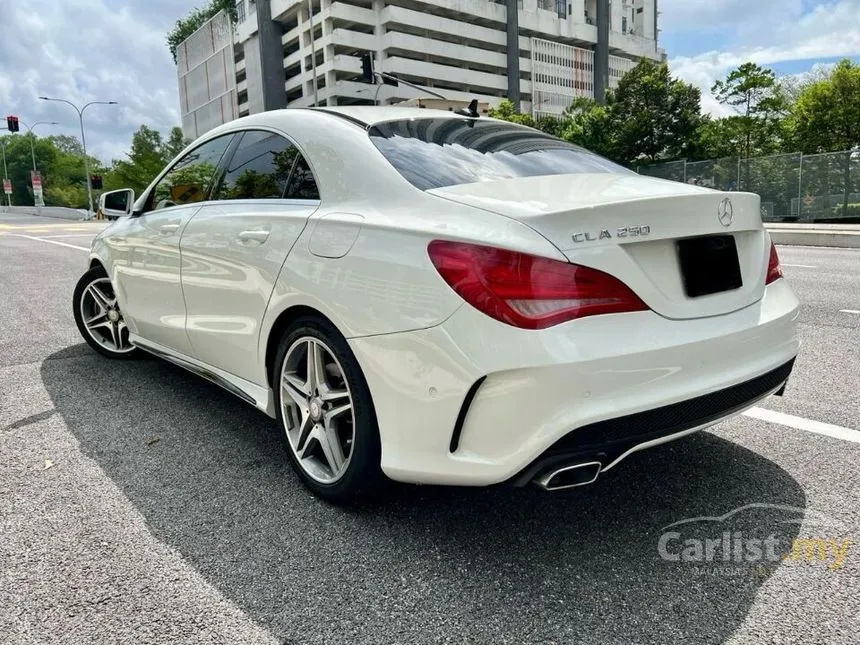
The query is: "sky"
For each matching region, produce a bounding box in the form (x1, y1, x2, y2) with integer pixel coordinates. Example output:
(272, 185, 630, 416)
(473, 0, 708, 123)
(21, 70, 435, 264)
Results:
(0, 0, 858, 164)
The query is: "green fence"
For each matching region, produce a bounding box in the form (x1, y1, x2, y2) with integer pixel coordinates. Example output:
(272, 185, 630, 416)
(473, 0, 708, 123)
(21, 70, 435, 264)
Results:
(639, 149, 860, 223)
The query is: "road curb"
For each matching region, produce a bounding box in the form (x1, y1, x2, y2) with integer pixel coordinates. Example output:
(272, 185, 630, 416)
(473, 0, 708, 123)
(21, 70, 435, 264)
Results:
(767, 229, 860, 249)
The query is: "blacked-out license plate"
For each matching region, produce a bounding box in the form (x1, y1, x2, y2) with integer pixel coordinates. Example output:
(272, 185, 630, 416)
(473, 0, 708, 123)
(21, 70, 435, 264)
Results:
(676, 235, 743, 298)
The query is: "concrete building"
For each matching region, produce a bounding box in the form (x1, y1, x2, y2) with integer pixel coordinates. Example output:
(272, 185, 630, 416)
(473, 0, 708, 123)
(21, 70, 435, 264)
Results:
(231, 0, 663, 121)
(176, 10, 241, 140)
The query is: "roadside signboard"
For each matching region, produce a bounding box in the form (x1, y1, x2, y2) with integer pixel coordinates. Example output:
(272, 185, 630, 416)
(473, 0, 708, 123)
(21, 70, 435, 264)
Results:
(2, 179, 11, 195)
(31, 171, 44, 207)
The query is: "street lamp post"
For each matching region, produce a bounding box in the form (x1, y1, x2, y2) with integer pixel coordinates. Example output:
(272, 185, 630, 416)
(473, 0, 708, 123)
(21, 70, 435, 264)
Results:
(39, 97, 117, 219)
(23, 120, 59, 173)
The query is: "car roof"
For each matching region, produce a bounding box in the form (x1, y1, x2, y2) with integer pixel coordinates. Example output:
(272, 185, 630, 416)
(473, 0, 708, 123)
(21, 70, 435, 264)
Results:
(306, 105, 479, 127)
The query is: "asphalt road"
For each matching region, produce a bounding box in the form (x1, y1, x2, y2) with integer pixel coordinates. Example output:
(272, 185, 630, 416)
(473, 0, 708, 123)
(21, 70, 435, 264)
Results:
(1, 213, 858, 645)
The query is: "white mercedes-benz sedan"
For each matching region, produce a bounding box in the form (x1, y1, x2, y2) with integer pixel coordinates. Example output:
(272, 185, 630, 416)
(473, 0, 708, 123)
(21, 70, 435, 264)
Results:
(73, 106, 800, 504)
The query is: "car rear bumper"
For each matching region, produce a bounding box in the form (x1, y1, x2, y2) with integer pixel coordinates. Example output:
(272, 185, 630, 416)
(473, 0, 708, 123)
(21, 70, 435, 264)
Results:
(348, 279, 800, 487)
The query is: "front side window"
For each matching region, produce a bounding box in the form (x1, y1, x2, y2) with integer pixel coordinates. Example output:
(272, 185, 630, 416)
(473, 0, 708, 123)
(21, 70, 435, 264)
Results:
(368, 118, 633, 191)
(146, 134, 234, 212)
(213, 130, 300, 200)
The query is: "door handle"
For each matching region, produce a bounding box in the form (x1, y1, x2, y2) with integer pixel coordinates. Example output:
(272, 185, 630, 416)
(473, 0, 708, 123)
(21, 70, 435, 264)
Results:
(159, 223, 180, 235)
(237, 230, 270, 243)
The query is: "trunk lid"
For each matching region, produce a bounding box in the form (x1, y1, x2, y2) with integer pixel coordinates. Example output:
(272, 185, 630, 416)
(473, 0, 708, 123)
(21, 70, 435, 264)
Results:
(428, 173, 771, 320)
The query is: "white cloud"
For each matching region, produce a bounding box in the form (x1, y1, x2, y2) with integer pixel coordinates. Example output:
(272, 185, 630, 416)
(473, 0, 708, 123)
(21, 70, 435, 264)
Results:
(0, 0, 198, 163)
(668, 0, 860, 116)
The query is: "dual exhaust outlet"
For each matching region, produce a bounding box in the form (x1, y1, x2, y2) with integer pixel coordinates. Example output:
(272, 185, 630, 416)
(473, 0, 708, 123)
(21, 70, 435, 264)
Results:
(534, 461, 603, 491)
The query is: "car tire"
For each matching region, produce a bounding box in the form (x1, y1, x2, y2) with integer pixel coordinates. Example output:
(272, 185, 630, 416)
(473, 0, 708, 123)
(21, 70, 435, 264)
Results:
(73, 266, 143, 360)
(273, 315, 384, 505)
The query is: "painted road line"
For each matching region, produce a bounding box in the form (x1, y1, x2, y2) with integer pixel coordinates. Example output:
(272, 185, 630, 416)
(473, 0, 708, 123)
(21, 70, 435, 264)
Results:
(744, 407, 860, 444)
(5, 234, 89, 252)
(839, 310, 860, 315)
(782, 263, 817, 268)
(36, 234, 98, 239)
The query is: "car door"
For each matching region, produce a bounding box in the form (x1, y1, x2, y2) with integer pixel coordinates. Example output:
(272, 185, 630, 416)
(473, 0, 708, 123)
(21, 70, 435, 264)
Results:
(179, 129, 321, 383)
(112, 133, 236, 355)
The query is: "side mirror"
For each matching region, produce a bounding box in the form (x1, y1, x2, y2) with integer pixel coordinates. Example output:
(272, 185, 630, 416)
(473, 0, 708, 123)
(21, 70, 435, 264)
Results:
(99, 188, 135, 219)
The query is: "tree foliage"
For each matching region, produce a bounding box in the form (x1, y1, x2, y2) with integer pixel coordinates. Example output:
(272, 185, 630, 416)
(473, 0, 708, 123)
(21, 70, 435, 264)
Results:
(711, 62, 789, 159)
(491, 60, 705, 166)
(790, 59, 860, 154)
(0, 124, 187, 208)
(488, 58, 859, 172)
(167, 0, 238, 63)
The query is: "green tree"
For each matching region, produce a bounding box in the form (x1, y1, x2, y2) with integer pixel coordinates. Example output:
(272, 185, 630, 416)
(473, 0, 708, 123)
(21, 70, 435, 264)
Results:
(488, 99, 537, 128)
(790, 59, 860, 153)
(558, 97, 615, 159)
(790, 59, 860, 217)
(167, 0, 238, 63)
(47, 134, 85, 157)
(164, 127, 190, 160)
(711, 62, 789, 160)
(692, 116, 747, 160)
(109, 125, 170, 195)
(606, 59, 705, 164)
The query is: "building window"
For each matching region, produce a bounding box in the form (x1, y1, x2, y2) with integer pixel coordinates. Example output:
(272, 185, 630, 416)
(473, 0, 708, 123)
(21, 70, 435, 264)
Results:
(236, 0, 245, 23)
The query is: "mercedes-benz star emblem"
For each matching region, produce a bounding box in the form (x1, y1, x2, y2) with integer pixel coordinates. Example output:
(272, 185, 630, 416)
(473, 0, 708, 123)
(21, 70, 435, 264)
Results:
(718, 198, 734, 227)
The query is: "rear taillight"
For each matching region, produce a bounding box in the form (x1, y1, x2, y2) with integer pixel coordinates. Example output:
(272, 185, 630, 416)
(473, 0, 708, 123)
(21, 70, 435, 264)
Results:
(766, 241, 783, 284)
(427, 240, 648, 330)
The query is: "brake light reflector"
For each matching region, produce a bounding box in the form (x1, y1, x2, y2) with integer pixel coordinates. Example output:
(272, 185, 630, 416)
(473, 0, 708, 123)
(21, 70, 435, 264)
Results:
(427, 240, 648, 329)
(766, 241, 783, 284)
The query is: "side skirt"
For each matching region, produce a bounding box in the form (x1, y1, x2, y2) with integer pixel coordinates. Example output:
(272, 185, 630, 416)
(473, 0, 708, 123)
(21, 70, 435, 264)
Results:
(130, 334, 277, 418)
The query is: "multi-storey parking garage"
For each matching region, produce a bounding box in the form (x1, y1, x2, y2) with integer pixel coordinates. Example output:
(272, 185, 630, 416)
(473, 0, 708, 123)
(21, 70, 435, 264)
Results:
(232, 0, 664, 120)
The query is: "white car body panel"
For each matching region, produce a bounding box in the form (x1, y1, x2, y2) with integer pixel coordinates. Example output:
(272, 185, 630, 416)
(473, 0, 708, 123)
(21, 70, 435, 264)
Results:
(106, 204, 202, 355)
(85, 106, 801, 489)
(431, 174, 768, 320)
(179, 200, 316, 383)
(351, 276, 799, 485)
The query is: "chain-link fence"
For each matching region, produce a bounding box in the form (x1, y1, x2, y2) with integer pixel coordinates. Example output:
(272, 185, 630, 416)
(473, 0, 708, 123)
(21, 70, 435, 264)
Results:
(639, 149, 860, 223)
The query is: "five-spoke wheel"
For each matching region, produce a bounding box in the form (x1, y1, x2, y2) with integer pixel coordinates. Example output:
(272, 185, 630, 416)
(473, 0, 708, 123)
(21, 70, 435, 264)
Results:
(73, 266, 142, 359)
(280, 337, 355, 483)
(273, 316, 383, 503)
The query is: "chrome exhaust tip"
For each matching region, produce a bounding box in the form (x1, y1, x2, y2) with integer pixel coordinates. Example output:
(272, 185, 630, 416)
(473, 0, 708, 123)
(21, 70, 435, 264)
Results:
(535, 461, 603, 491)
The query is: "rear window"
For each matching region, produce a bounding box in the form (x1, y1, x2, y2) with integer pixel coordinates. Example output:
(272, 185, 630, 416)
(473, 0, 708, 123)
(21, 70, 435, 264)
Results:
(368, 117, 632, 190)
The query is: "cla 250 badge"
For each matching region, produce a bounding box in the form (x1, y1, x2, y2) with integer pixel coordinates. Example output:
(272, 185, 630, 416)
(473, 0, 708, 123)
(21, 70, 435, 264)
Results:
(572, 225, 652, 243)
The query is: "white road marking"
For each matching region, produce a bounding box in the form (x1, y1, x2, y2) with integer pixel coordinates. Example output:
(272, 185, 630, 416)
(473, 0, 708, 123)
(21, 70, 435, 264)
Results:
(782, 263, 817, 268)
(839, 309, 860, 315)
(743, 407, 860, 444)
(5, 233, 89, 252)
(34, 234, 97, 239)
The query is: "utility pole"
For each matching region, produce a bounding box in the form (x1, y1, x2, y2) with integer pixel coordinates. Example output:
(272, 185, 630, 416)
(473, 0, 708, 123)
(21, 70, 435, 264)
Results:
(308, 0, 319, 107)
(22, 121, 58, 214)
(1, 140, 10, 209)
(39, 97, 117, 219)
(595, 0, 610, 105)
(506, 0, 521, 110)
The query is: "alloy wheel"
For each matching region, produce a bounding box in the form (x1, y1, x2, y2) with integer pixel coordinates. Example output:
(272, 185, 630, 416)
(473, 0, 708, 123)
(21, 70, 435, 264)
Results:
(279, 336, 355, 484)
(79, 277, 134, 354)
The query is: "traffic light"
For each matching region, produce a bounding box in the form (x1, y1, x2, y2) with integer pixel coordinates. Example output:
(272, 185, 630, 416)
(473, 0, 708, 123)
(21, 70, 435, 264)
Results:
(91, 175, 103, 190)
(360, 52, 374, 83)
(6, 116, 19, 132)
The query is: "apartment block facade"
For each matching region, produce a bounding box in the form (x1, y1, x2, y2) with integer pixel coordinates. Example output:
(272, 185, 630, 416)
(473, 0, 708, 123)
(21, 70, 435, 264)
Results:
(230, 0, 663, 122)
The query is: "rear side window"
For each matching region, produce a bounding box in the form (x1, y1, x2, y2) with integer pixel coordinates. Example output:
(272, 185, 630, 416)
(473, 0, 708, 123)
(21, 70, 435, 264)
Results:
(284, 156, 319, 200)
(368, 118, 632, 191)
(213, 130, 300, 200)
